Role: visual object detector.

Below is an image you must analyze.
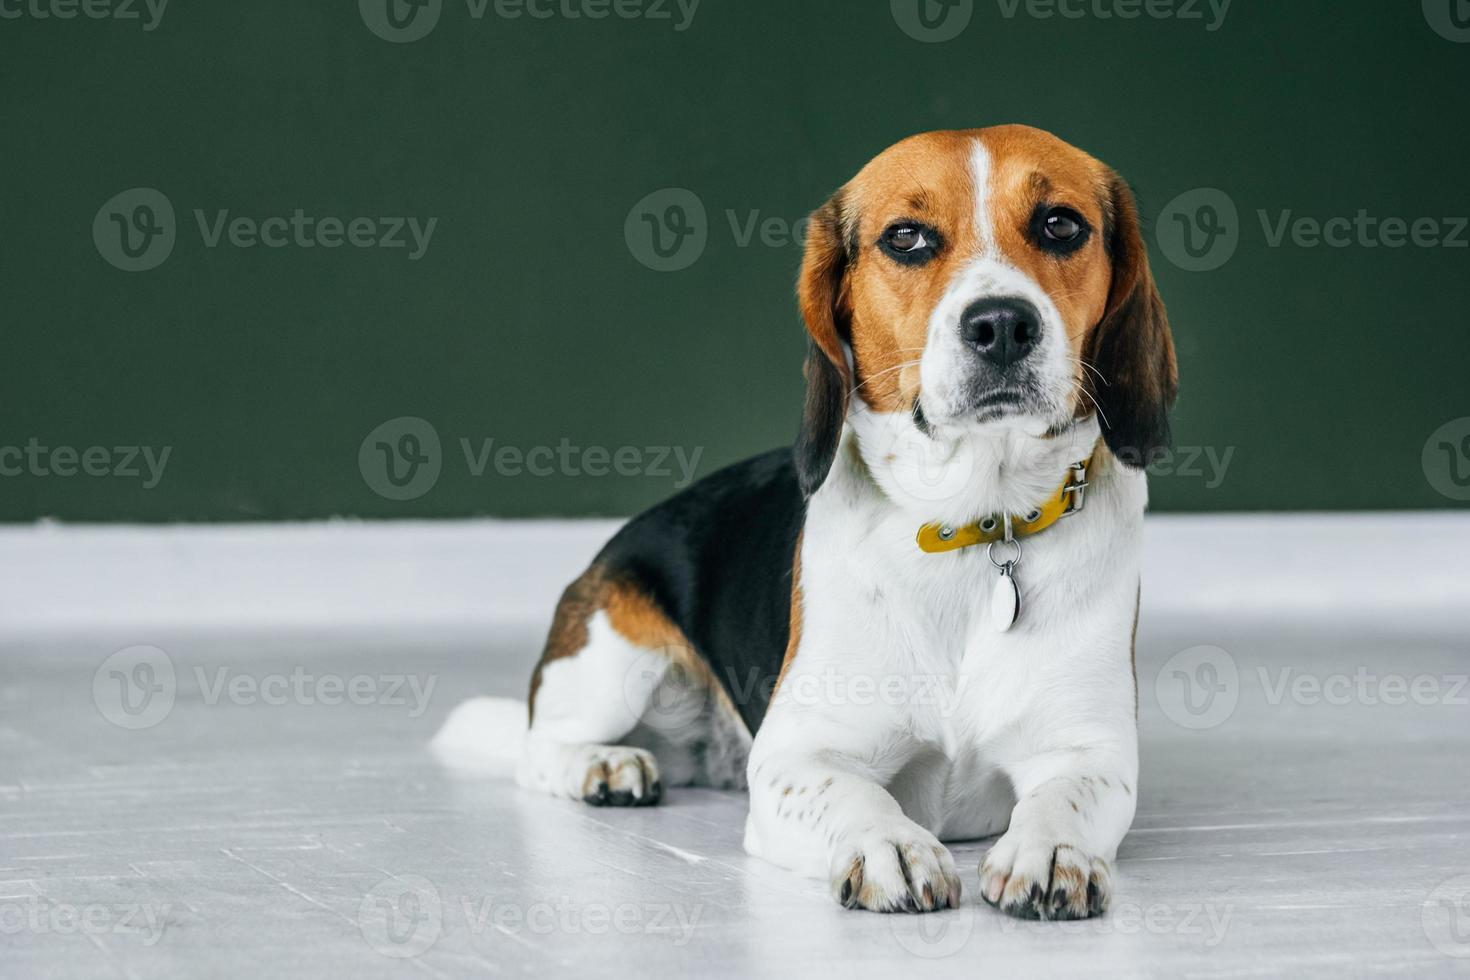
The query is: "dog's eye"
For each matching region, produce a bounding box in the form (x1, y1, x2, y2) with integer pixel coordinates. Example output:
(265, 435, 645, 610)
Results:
(879, 222, 941, 265)
(1033, 206, 1091, 255)
(889, 227, 925, 251)
(1044, 211, 1082, 242)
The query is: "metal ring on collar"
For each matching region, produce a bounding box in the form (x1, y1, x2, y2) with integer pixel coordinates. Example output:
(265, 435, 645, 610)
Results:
(987, 538, 1023, 570)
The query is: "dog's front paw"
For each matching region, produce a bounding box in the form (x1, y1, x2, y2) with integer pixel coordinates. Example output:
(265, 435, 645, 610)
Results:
(980, 834, 1111, 920)
(830, 825, 961, 913)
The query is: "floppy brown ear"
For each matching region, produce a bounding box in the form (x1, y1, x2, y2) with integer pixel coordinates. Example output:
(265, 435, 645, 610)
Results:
(1086, 175, 1179, 468)
(793, 193, 854, 497)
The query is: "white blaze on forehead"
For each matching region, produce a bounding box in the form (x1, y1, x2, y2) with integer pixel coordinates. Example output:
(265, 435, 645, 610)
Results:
(969, 138, 998, 259)
(918, 137, 1074, 431)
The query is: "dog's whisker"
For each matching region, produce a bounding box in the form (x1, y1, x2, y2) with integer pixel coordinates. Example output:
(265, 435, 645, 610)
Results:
(851, 359, 923, 396)
(1067, 377, 1111, 429)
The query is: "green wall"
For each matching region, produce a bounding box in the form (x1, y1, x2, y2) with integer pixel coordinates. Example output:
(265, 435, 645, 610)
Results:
(3, 0, 1468, 521)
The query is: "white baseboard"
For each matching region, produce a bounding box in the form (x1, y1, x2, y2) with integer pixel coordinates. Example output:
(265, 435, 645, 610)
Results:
(0, 514, 1465, 639)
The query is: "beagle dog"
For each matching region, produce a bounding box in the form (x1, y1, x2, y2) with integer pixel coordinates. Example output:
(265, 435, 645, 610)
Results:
(516, 126, 1177, 920)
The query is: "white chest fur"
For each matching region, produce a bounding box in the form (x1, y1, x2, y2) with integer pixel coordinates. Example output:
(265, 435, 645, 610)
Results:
(760, 416, 1146, 842)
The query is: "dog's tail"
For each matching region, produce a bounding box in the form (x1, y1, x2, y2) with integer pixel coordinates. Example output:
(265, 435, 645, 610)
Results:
(430, 697, 527, 769)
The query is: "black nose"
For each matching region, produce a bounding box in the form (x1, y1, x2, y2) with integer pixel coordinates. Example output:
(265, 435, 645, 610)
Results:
(960, 298, 1042, 370)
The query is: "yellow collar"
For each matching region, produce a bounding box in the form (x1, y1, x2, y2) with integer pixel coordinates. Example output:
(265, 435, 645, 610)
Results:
(916, 455, 1094, 555)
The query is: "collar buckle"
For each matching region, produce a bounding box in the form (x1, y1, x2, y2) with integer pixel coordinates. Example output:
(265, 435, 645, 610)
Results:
(1059, 460, 1091, 518)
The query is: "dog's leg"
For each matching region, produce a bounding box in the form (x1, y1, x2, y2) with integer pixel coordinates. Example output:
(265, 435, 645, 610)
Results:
(521, 567, 748, 805)
(980, 746, 1137, 920)
(743, 745, 962, 913)
(519, 605, 668, 806)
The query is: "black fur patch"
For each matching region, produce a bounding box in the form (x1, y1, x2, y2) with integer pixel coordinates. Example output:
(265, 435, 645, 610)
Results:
(593, 449, 803, 733)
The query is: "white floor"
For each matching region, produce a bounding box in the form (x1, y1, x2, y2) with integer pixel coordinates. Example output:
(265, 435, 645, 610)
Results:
(2, 517, 1469, 978)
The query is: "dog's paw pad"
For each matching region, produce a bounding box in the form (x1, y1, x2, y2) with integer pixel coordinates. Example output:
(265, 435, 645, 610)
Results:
(980, 838, 1110, 921)
(579, 748, 661, 807)
(830, 827, 961, 913)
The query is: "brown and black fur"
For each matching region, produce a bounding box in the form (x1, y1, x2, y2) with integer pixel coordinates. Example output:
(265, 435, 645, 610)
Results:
(527, 448, 806, 737)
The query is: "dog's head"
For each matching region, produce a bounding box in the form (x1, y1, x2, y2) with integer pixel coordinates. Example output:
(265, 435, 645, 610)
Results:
(795, 125, 1177, 499)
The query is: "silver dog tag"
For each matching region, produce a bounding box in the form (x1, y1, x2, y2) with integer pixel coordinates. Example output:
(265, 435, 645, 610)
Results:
(991, 564, 1020, 633)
